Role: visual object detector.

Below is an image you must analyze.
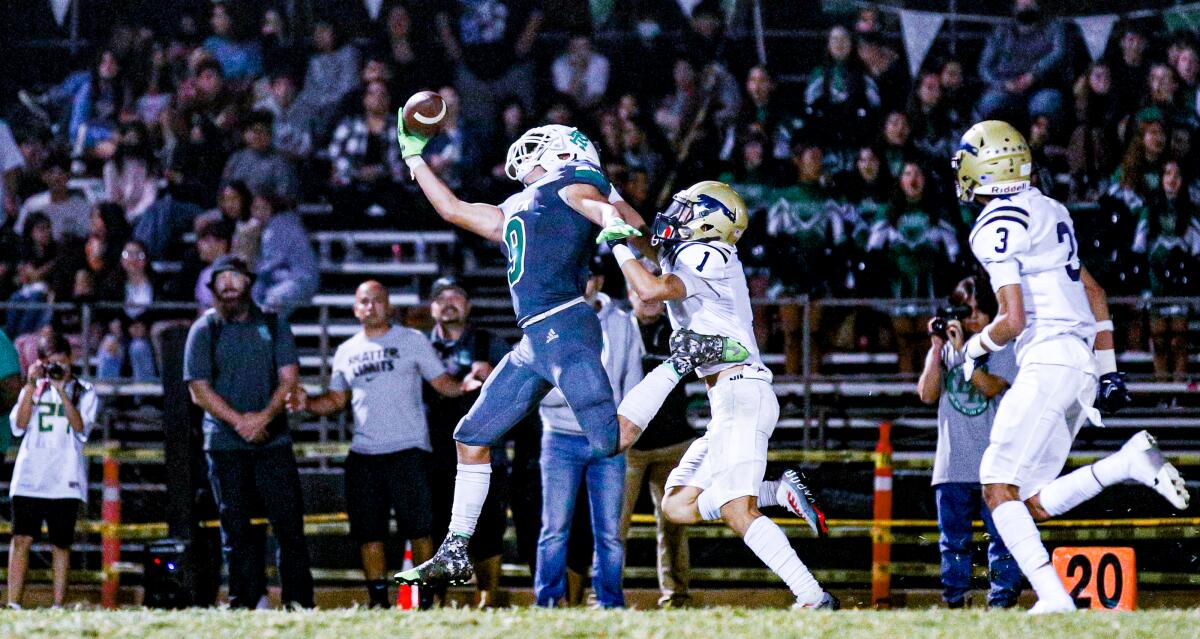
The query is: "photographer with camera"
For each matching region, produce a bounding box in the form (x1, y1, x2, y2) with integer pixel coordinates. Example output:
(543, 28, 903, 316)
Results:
(7, 332, 98, 609)
(916, 276, 1022, 608)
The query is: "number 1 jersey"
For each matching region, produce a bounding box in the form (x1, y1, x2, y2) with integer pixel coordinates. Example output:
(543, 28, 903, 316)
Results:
(968, 187, 1096, 367)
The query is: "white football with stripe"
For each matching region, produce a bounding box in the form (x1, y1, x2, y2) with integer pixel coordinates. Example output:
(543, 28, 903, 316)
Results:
(403, 91, 447, 139)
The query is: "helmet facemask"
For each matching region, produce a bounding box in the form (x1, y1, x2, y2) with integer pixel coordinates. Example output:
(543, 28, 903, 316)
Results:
(504, 125, 600, 183)
(650, 196, 696, 246)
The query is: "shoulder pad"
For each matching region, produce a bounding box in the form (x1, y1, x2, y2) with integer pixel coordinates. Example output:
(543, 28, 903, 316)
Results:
(969, 208, 1031, 263)
(669, 242, 728, 276)
(561, 161, 611, 194)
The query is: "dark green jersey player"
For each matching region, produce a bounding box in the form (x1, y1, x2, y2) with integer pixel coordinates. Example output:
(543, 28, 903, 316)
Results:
(394, 121, 652, 588)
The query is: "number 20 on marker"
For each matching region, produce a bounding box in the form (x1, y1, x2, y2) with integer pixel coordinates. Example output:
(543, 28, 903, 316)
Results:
(1052, 547, 1137, 611)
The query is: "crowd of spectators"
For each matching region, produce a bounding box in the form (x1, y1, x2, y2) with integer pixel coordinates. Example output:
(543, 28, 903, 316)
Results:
(0, 0, 1197, 378)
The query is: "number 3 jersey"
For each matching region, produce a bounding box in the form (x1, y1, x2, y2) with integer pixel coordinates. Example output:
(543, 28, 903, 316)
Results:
(969, 187, 1096, 368)
(498, 161, 613, 328)
(660, 240, 766, 379)
(8, 381, 99, 501)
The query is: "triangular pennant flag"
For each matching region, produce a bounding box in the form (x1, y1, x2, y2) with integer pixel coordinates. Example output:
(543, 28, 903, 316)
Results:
(900, 10, 945, 78)
(1074, 14, 1118, 60)
(50, 0, 70, 27)
(364, 0, 384, 21)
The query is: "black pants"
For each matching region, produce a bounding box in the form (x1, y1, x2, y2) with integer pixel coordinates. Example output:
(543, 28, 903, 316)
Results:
(207, 446, 314, 608)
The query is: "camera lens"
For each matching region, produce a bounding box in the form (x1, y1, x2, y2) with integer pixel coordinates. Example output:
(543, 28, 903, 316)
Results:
(46, 362, 66, 381)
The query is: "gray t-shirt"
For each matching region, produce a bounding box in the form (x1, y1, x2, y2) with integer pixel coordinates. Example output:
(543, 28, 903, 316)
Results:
(183, 309, 299, 451)
(932, 342, 1017, 485)
(330, 326, 448, 454)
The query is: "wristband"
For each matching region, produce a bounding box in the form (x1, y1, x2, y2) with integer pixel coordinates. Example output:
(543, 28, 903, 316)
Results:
(979, 326, 1002, 352)
(1094, 320, 1114, 333)
(965, 333, 988, 359)
(1096, 348, 1117, 375)
(404, 156, 426, 170)
(612, 243, 636, 266)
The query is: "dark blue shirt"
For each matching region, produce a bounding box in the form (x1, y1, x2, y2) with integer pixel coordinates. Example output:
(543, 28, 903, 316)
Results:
(497, 161, 611, 327)
(183, 309, 298, 451)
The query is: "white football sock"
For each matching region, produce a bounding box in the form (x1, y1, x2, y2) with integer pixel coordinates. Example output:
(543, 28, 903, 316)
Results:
(448, 463, 492, 537)
(696, 490, 724, 522)
(1037, 467, 1104, 517)
(617, 362, 681, 430)
(743, 516, 823, 603)
(1091, 449, 1134, 487)
(991, 501, 1071, 605)
(758, 479, 781, 508)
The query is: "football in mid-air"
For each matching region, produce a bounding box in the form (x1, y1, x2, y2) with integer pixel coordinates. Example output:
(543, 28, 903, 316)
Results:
(403, 90, 448, 139)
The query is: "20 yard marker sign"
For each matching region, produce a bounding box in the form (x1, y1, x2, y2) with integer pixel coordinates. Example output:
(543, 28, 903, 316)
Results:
(1052, 547, 1137, 611)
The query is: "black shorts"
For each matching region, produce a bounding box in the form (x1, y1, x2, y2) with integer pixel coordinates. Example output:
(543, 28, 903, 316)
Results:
(345, 448, 433, 545)
(11, 496, 80, 548)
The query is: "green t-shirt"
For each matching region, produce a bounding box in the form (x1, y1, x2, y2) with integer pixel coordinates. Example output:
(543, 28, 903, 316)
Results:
(0, 330, 21, 451)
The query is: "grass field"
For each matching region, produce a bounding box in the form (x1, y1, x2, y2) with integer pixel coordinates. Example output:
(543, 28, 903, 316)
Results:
(1, 607, 1198, 639)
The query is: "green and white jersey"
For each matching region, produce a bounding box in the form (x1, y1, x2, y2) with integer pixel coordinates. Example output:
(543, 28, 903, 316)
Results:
(9, 380, 98, 501)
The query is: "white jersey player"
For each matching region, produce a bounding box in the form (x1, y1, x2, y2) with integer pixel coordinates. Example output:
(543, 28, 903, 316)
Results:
(608, 181, 838, 610)
(953, 121, 1190, 614)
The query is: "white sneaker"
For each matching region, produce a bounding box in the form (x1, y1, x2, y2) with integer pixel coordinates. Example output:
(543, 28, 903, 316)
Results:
(1029, 598, 1077, 615)
(1122, 431, 1190, 510)
(792, 591, 840, 610)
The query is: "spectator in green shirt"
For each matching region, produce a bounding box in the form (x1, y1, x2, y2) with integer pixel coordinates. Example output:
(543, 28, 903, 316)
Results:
(866, 161, 960, 375)
(0, 330, 23, 451)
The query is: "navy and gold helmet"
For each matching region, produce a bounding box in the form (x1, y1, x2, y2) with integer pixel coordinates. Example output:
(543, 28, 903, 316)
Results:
(651, 181, 748, 246)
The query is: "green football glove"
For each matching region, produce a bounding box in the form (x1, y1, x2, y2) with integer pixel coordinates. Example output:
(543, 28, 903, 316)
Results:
(396, 108, 429, 159)
(596, 219, 643, 248)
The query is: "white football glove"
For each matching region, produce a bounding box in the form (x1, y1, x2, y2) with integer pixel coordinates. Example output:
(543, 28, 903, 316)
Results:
(962, 333, 991, 381)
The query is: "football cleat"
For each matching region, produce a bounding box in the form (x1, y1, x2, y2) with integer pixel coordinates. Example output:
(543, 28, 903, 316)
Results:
(393, 533, 474, 588)
(793, 591, 840, 610)
(778, 469, 829, 538)
(1028, 598, 1077, 614)
(668, 328, 749, 377)
(1122, 430, 1190, 510)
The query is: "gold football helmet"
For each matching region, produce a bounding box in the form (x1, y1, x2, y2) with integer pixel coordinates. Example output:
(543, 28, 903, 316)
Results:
(652, 181, 748, 246)
(951, 120, 1033, 203)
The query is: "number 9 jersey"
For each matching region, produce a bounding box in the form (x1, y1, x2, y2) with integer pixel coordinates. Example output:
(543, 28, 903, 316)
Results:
(968, 187, 1096, 368)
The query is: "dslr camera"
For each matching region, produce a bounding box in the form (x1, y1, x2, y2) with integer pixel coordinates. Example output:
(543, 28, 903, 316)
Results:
(928, 305, 971, 340)
(45, 362, 67, 381)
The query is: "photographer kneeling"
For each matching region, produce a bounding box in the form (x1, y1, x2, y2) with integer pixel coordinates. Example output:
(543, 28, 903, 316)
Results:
(916, 276, 1021, 608)
(7, 333, 98, 608)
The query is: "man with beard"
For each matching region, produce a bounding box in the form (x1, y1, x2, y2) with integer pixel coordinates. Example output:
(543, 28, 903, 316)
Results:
(183, 255, 314, 609)
(287, 280, 471, 608)
(423, 277, 512, 607)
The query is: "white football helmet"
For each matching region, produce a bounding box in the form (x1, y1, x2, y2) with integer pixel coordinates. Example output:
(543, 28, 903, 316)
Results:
(504, 124, 602, 182)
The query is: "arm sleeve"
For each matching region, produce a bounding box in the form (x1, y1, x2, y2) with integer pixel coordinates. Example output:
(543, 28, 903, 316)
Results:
(415, 335, 451, 382)
(9, 386, 28, 435)
(977, 29, 1003, 85)
(1031, 21, 1069, 82)
(969, 216, 1032, 291)
(182, 320, 212, 382)
(328, 345, 349, 392)
(564, 163, 612, 198)
(0, 331, 20, 379)
(75, 386, 99, 443)
(621, 324, 646, 400)
(551, 57, 571, 94)
(273, 317, 300, 368)
(670, 245, 726, 299)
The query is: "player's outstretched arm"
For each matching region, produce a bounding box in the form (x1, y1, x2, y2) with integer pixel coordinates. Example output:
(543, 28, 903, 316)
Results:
(612, 198, 656, 258)
(399, 113, 503, 242)
(407, 159, 503, 242)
